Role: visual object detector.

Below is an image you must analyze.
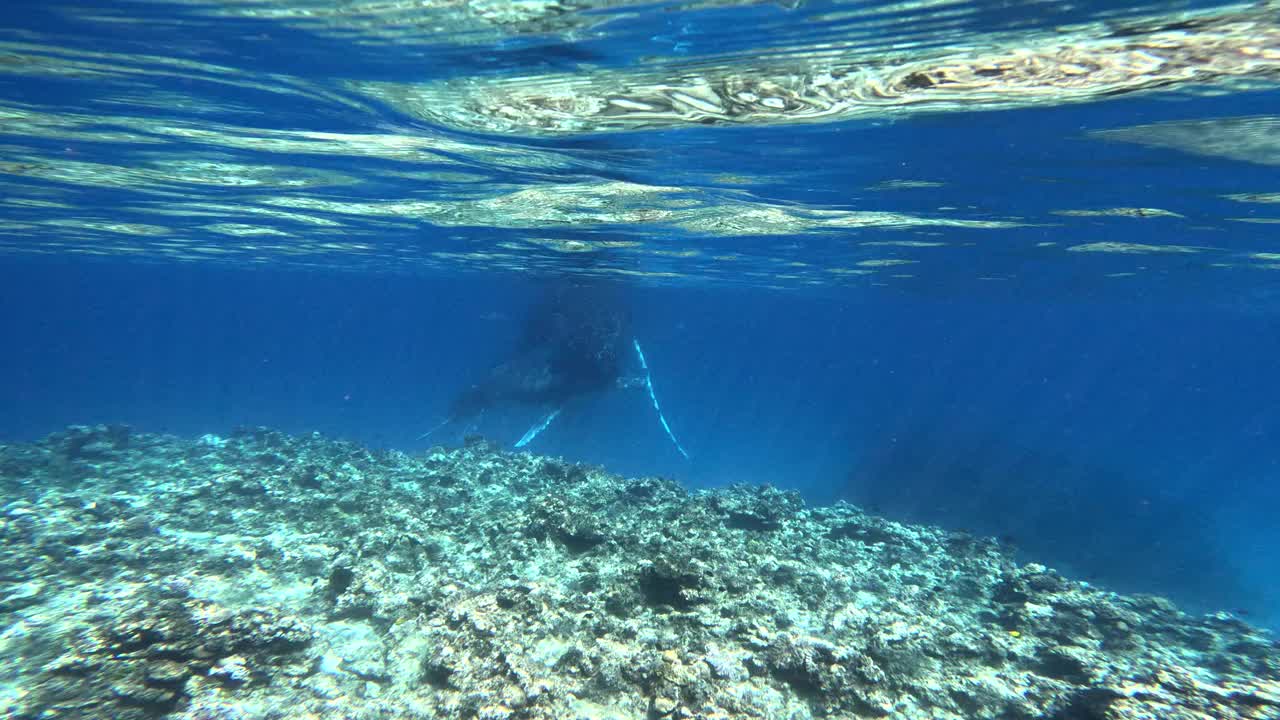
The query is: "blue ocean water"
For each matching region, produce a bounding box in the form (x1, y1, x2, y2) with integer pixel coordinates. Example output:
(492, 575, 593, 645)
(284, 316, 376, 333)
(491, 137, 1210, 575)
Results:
(2, 0, 1278, 628)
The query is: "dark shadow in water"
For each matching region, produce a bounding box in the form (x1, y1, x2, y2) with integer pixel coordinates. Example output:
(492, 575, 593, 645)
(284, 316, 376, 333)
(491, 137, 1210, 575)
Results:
(839, 425, 1261, 617)
(433, 278, 633, 438)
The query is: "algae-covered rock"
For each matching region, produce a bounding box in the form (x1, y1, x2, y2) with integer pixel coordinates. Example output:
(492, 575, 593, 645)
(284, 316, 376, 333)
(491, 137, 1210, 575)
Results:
(16, 596, 310, 720)
(0, 427, 1276, 720)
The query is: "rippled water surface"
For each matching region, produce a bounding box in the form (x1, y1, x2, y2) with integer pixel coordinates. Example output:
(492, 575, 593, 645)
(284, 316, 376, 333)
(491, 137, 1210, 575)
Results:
(2, 0, 1279, 296)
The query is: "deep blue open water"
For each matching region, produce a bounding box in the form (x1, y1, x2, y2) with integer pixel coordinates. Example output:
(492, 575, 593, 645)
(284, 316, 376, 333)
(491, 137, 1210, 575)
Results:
(2, 0, 1278, 626)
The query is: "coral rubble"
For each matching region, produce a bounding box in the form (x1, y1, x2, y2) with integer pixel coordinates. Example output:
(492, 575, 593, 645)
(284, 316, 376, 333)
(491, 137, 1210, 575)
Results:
(1, 425, 1276, 719)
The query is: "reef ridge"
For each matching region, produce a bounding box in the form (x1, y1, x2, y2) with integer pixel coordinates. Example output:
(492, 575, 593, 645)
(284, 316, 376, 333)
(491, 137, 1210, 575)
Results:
(0, 425, 1276, 719)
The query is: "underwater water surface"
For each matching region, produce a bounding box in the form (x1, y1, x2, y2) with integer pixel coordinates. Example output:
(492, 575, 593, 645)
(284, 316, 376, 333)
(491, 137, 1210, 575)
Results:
(2, 1, 1280, 713)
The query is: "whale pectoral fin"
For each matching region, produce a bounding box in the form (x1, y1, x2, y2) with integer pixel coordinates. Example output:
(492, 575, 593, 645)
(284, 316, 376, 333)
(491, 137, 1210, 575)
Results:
(515, 407, 562, 448)
(417, 417, 452, 441)
(632, 338, 690, 460)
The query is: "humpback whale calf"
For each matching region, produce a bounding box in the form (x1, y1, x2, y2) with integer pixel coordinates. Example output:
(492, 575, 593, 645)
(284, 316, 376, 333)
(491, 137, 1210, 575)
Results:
(423, 281, 628, 438)
(423, 280, 688, 457)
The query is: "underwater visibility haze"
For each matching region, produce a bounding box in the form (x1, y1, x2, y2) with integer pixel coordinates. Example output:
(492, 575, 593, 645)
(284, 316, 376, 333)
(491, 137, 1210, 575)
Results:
(2, 0, 1280, 718)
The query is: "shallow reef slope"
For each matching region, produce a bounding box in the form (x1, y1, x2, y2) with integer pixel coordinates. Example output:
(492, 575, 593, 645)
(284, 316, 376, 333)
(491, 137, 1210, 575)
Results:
(0, 426, 1276, 720)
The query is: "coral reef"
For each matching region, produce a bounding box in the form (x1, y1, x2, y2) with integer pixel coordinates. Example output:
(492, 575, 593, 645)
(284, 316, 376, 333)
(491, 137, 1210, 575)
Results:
(1, 425, 1276, 719)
